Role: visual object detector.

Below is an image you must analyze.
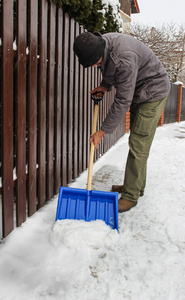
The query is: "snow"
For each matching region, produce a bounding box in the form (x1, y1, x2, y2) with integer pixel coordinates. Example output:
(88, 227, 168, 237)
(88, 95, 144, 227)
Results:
(174, 81, 183, 86)
(0, 121, 185, 300)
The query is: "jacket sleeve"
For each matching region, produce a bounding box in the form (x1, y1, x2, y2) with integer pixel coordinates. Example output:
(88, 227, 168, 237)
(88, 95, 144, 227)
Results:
(100, 54, 139, 134)
(100, 78, 113, 91)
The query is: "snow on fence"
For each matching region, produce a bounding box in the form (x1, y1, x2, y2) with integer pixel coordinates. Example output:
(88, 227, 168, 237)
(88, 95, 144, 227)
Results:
(0, 1, 185, 238)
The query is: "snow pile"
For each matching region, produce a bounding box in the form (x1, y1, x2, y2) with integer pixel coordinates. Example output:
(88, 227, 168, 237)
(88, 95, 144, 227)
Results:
(51, 219, 119, 249)
(0, 122, 185, 300)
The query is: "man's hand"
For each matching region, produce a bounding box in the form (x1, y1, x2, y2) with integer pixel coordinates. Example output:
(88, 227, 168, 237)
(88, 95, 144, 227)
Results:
(90, 86, 107, 97)
(89, 130, 105, 149)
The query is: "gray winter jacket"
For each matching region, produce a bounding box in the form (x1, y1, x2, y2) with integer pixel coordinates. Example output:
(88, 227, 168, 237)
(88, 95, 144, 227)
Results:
(100, 33, 171, 134)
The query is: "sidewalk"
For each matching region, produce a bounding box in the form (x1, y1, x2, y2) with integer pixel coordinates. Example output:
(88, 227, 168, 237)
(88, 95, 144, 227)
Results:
(0, 121, 185, 300)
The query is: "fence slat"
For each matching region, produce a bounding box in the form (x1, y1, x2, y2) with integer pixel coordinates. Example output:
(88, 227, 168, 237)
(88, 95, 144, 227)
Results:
(73, 23, 80, 179)
(47, 3, 56, 200)
(28, 0, 38, 216)
(177, 84, 182, 122)
(82, 68, 87, 171)
(78, 27, 84, 174)
(182, 88, 185, 121)
(164, 83, 178, 124)
(38, 0, 48, 208)
(16, 0, 27, 227)
(2, 0, 14, 237)
(54, 7, 63, 194)
(67, 18, 75, 184)
(86, 68, 91, 165)
(97, 69, 102, 156)
(61, 13, 69, 186)
(91, 67, 95, 153)
(93, 68, 98, 162)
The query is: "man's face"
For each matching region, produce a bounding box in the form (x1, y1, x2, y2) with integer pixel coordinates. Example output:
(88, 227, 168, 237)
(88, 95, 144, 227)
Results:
(93, 57, 102, 67)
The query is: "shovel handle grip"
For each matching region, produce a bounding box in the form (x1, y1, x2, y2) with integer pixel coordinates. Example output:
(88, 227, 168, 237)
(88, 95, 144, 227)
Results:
(87, 104, 99, 191)
(91, 91, 104, 104)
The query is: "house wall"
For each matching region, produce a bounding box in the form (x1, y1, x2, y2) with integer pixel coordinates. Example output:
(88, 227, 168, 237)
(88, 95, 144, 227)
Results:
(119, 0, 131, 16)
(119, 10, 131, 33)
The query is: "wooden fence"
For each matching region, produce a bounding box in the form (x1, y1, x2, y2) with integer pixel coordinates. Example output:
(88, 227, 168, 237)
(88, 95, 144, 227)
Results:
(164, 83, 185, 124)
(157, 83, 185, 127)
(0, 1, 185, 239)
(0, 0, 125, 238)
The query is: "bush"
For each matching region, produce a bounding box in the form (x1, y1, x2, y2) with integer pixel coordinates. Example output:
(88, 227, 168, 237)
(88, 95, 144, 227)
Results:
(51, 0, 122, 33)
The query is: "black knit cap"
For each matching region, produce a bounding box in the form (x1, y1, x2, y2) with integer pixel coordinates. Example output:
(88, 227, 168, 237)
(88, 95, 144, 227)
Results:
(73, 32, 106, 68)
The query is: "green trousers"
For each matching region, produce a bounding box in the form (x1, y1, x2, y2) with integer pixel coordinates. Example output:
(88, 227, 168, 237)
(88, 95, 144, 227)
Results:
(122, 96, 167, 202)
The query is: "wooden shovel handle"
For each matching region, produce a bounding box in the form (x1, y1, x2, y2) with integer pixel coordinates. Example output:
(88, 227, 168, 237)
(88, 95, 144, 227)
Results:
(87, 104, 99, 191)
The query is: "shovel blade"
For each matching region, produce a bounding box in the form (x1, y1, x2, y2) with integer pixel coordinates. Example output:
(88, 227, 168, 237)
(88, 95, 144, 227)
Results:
(55, 187, 118, 230)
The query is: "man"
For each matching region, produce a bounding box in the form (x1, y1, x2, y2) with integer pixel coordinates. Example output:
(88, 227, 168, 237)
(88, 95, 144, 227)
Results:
(73, 32, 171, 212)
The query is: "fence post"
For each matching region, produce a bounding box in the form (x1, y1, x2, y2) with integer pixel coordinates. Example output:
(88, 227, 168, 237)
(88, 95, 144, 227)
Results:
(158, 109, 164, 127)
(125, 109, 130, 133)
(177, 83, 183, 122)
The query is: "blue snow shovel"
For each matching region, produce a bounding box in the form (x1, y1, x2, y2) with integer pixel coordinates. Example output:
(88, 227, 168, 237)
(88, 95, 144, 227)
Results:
(55, 92, 118, 230)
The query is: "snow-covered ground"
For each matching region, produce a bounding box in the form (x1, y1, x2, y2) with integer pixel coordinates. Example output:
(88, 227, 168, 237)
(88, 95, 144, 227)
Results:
(0, 121, 185, 300)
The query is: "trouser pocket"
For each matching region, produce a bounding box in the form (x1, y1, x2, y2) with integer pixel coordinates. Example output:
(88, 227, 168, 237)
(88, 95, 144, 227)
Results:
(131, 97, 167, 136)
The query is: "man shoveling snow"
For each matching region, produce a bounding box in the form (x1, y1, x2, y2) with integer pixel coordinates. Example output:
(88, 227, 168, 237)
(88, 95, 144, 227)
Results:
(73, 32, 170, 212)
